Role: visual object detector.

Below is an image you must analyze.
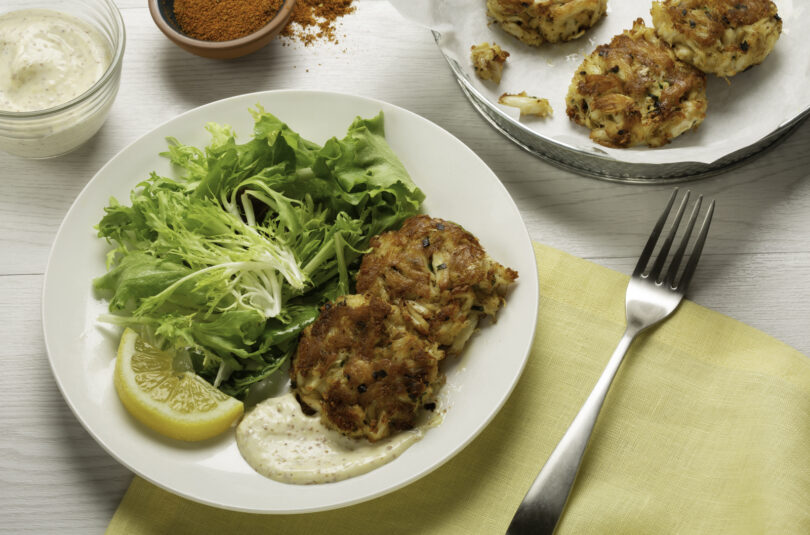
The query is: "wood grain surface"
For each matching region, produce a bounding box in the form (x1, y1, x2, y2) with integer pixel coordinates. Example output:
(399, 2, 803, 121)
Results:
(1, 1, 807, 532)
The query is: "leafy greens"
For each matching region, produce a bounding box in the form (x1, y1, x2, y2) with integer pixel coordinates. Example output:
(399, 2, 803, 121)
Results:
(95, 107, 423, 399)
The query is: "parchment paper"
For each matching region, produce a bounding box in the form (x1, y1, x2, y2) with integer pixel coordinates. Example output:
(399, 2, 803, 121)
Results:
(390, 0, 809, 165)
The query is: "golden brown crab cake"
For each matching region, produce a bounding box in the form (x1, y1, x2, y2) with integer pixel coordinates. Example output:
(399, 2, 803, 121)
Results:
(566, 18, 708, 148)
(356, 215, 518, 356)
(291, 294, 444, 442)
(486, 0, 608, 46)
(651, 0, 782, 77)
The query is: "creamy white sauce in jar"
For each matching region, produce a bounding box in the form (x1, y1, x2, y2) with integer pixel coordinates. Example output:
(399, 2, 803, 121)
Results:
(236, 393, 424, 484)
(0, 9, 110, 112)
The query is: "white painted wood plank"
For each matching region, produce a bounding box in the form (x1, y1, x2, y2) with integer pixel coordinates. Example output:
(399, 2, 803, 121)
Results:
(0, 275, 132, 533)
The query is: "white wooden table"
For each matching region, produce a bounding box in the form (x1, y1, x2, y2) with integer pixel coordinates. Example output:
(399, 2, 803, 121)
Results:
(1, 1, 807, 532)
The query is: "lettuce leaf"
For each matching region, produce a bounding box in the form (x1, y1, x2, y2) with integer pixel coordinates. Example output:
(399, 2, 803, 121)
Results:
(95, 107, 423, 399)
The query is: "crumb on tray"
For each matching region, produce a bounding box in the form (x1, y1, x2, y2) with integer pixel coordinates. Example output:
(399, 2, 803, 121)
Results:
(471, 42, 510, 84)
(498, 92, 553, 117)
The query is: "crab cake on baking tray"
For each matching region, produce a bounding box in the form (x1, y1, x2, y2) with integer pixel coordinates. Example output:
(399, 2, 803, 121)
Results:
(291, 294, 445, 442)
(356, 215, 518, 356)
(651, 0, 782, 77)
(566, 18, 708, 148)
(486, 0, 608, 46)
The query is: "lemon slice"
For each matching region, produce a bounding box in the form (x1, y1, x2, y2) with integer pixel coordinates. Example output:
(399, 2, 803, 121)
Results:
(114, 328, 244, 441)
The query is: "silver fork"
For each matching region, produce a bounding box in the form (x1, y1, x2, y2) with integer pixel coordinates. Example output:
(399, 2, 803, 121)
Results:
(507, 189, 715, 535)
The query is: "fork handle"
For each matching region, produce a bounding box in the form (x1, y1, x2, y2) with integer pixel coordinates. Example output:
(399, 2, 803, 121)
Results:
(506, 327, 639, 535)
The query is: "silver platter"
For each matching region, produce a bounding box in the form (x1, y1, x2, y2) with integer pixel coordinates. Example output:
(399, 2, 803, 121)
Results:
(435, 31, 810, 184)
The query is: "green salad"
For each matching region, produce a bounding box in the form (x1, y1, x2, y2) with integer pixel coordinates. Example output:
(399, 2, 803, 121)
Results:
(94, 107, 424, 399)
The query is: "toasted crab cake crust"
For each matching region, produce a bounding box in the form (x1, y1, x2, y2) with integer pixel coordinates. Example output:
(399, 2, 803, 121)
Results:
(292, 294, 444, 442)
(651, 0, 782, 77)
(356, 215, 518, 356)
(566, 18, 708, 148)
(486, 0, 608, 46)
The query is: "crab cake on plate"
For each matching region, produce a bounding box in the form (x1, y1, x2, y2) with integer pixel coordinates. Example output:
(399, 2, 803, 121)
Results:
(356, 215, 518, 356)
(486, 0, 608, 46)
(651, 0, 782, 77)
(292, 294, 444, 442)
(566, 18, 708, 148)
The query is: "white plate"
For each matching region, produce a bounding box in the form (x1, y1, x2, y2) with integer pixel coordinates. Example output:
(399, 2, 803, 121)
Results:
(42, 90, 539, 513)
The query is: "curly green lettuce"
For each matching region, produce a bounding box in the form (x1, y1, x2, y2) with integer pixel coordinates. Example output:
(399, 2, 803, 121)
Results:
(94, 107, 423, 399)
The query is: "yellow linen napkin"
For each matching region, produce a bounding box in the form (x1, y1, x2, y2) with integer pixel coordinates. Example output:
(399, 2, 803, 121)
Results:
(107, 243, 810, 535)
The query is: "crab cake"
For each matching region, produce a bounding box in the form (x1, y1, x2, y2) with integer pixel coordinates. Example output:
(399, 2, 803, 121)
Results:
(356, 215, 518, 356)
(291, 294, 444, 442)
(651, 0, 782, 77)
(566, 19, 708, 148)
(486, 0, 608, 46)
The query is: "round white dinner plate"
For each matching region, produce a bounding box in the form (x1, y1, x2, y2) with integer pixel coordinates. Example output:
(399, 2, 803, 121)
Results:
(42, 90, 539, 513)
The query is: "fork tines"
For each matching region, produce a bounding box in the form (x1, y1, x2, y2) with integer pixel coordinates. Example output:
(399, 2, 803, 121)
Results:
(634, 188, 715, 292)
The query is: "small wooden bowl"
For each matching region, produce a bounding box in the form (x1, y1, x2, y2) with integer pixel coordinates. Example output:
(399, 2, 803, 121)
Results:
(148, 0, 296, 59)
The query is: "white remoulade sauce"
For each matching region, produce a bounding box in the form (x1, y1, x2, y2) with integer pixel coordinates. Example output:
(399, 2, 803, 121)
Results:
(236, 393, 424, 484)
(0, 9, 110, 112)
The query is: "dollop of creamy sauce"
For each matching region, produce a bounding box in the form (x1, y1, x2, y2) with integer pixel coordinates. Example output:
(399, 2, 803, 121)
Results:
(236, 393, 424, 484)
(0, 9, 110, 112)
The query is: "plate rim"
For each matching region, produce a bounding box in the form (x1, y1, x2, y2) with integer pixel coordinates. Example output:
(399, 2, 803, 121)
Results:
(41, 88, 539, 513)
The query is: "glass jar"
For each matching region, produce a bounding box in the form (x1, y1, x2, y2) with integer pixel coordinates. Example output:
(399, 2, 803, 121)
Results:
(0, 0, 125, 158)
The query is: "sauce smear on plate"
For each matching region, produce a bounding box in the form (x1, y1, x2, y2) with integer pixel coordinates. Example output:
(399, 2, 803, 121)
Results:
(236, 393, 423, 484)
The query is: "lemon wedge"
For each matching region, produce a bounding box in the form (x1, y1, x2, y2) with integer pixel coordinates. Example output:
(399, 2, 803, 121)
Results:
(114, 328, 244, 441)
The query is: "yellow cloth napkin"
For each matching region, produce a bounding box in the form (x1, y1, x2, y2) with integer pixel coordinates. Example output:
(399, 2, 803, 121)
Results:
(107, 243, 810, 534)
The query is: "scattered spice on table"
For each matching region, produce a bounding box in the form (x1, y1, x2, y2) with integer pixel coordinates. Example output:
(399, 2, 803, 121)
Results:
(280, 0, 356, 46)
(173, 0, 284, 41)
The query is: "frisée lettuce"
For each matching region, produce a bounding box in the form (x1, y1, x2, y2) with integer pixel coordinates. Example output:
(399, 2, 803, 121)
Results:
(94, 107, 424, 399)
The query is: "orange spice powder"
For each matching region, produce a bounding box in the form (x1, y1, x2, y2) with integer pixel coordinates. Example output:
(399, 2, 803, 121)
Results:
(280, 0, 356, 46)
(174, 0, 284, 42)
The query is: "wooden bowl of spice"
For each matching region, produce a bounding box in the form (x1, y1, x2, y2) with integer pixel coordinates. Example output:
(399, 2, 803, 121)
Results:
(148, 0, 296, 59)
